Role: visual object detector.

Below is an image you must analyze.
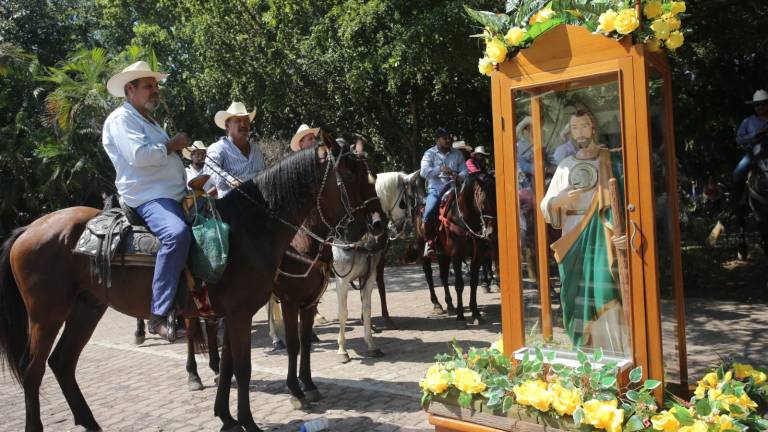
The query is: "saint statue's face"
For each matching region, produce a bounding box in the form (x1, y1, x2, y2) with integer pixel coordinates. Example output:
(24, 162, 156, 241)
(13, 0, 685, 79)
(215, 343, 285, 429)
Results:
(569, 114, 594, 148)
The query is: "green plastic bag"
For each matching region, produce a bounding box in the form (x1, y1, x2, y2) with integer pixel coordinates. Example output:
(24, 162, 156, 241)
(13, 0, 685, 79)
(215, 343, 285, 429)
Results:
(189, 197, 230, 283)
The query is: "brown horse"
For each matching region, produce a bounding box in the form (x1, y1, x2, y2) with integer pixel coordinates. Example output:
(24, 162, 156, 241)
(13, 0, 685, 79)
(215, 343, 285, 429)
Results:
(0, 135, 382, 432)
(414, 173, 497, 322)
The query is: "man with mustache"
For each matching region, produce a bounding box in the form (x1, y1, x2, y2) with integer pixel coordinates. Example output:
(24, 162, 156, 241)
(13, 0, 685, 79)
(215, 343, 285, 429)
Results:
(205, 102, 266, 198)
(102, 61, 191, 340)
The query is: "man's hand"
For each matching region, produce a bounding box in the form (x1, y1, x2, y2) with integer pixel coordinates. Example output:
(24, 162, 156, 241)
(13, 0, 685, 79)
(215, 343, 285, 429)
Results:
(440, 165, 454, 176)
(166, 132, 190, 154)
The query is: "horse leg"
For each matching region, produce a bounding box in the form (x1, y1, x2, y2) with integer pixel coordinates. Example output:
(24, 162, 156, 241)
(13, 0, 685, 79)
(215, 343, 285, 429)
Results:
(186, 318, 204, 391)
(48, 296, 106, 432)
(423, 258, 444, 314)
(134, 318, 145, 345)
(23, 317, 66, 432)
(281, 301, 307, 408)
(206, 319, 221, 384)
(452, 256, 466, 321)
(361, 270, 383, 358)
(438, 256, 456, 315)
(299, 306, 321, 402)
(226, 315, 261, 432)
(336, 277, 351, 363)
(469, 255, 483, 325)
(376, 254, 396, 329)
(214, 322, 238, 431)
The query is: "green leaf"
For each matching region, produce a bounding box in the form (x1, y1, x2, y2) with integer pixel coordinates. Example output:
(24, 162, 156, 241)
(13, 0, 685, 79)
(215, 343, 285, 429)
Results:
(573, 407, 584, 425)
(694, 397, 712, 417)
(463, 6, 509, 35)
(643, 379, 662, 390)
(552, 363, 566, 374)
(593, 347, 603, 362)
(629, 366, 643, 383)
(457, 392, 473, 408)
(534, 347, 544, 362)
(576, 349, 589, 365)
(546, 350, 556, 362)
(503, 396, 514, 413)
(626, 390, 639, 401)
(521, 17, 564, 44)
(728, 403, 745, 416)
(600, 375, 617, 389)
(671, 403, 694, 426)
(625, 414, 646, 432)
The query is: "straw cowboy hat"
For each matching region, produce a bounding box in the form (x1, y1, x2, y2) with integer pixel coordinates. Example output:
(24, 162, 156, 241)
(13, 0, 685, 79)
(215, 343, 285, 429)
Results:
(214, 102, 256, 130)
(452, 141, 473, 152)
(182, 140, 207, 160)
(471, 146, 490, 157)
(106, 61, 168, 98)
(746, 89, 768, 104)
(515, 116, 532, 137)
(290, 124, 320, 151)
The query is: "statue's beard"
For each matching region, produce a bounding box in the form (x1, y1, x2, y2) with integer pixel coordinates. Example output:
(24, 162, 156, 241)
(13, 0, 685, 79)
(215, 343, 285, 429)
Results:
(575, 137, 593, 148)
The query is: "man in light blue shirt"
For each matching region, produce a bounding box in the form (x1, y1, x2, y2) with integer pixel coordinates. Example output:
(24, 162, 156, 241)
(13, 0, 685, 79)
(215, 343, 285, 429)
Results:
(102, 61, 191, 341)
(733, 90, 768, 204)
(420, 127, 467, 256)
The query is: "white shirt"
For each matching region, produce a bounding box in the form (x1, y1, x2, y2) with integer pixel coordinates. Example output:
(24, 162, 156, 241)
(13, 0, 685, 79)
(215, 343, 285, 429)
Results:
(204, 137, 266, 198)
(185, 165, 215, 192)
(419, 146, 467, 193)
(102, 102, 186, 207)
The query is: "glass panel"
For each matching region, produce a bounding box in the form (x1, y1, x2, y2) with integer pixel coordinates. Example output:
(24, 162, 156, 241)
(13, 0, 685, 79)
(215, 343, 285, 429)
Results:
(515, 74, 632, 360)
(648, 66, 682, 383)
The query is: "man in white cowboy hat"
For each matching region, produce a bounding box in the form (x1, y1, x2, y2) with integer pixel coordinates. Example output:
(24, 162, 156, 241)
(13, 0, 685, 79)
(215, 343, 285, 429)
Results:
(420, 127, 467, 257)
(183, 140, 215, 194)
(204, 101, 266, 198)
(102, 60, 191, 340)
(290, 123, 320, 151)
(452, 140, 473, 160)
(733, 89, 768, 203)
(466, 145, 490, 175)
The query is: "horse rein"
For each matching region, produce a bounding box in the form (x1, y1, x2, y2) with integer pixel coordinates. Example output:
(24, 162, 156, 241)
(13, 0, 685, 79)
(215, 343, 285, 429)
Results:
(451, 179, 496, 240)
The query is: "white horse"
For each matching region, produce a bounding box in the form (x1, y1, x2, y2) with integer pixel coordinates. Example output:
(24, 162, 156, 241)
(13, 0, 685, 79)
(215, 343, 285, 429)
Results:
(333, 170, 422, 362)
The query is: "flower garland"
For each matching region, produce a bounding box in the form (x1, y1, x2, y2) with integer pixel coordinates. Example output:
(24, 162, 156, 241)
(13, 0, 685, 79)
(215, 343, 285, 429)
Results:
(468, 0, 689, 77)
(420, 338, 768, 432)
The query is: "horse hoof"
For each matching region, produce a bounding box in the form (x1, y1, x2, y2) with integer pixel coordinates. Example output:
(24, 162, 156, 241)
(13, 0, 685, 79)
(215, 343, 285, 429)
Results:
(304, 389, 323, 402)
(214, 374, 220, 385)
(290, 396, 311, 410)
(337, 353, 351, 363)
(472, 315, 485, 325)
(372, 324, 382, 334)
(484, 285, 492, 293)
(270, 340, 286, 351)
(447, 305, 457, 315)
(134, 334, 145, 345)
(366, 348, 384, 358)
(432, 304, 446, 315)
(188, 378, 204, 391)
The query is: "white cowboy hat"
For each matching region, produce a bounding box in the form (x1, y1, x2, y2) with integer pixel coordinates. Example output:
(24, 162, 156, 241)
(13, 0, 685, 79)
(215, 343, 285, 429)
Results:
(290, 124, 320, 151)
(746, 89, 768, 104)
(214, 102, 256, 130)
(515, 116, 532, 137)
(106, 61, 168, 98)
(452, 141, 473, 152)
(471, 146, 490, 157)
(182, 140, 207, 160)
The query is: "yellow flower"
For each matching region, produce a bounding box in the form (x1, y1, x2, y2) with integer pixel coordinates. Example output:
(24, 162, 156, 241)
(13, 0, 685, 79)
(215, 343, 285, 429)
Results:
(614, 8, 640, 35)
(643, 1, 663, 19)
(694, 384, 706, 399)
(670, 1, 687, 15)
(582, 399, 624, 432)
(490, 336, 504, 352)
(452, 368, 486, 394)
(661, 13, 682, 31)
(529, 7, 555, 25)
(679, 420, 708, 432)
(737, 393, 758, 411)
(651, 409, 680, 431)
(700, 372, 719, 388)
(650, 18, 671, 40)
(478, 57, 494, 76)
(596, 9, 618, 34)
(665, 31, 684, 50)
(504, 27, 527, 47)
(550, 383, 581, 416)
(716, 414, 735, 431)
(733, 363, 767, 383)
(419, 363, 450, 394)
(513, 380, 553, 412)
(485, 38, 508, 64)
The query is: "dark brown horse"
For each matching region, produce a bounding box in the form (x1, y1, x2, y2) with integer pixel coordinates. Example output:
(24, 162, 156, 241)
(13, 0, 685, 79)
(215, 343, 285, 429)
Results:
(414, 173, 497, 322)
(0, 135, 382, 432)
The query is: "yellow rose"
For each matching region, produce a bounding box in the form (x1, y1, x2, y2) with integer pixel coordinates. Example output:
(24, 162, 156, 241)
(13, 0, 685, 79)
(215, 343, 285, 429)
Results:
(452, 367, 486, 394)
(582, 399, 624, 432)
(665, 31, 684, 50)
(529, 7, 555, 25)
(614, 8, 640, 35)
(490, 336, 504, 352)
(643, 1, 663, 19)
(596, 9, 618, 34)
(550, 383, 581, 416)
(478, 57, 494, 76)
(651, 409, 680, 431)
(419, 363, 450, 394)
(485, 38, 508, 64)
(645, 38, 661, 52)
(650, 18, 671, 40)
(504, 27, 527, 47)
(661, 13, 682, 31)
(513, 380, 549, 409)
(679, 420, 708, 432)
(670, 1, 687, 15)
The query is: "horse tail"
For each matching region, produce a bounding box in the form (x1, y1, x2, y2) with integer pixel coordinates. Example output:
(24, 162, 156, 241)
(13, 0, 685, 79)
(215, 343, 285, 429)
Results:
(0, 226, 30, 385)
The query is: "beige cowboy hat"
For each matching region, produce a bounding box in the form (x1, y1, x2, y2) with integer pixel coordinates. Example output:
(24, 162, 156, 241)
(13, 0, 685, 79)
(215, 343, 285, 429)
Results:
(290, 124, 320, 151)
(182, 140, 207, 160)
(746, 89, 768, 104)
(471, 146, 490, 157)
(214, 102, 256, 130)
(452, 141, 473, 152)
(515, 116, 532, 136)
(106, 61, 168, 98)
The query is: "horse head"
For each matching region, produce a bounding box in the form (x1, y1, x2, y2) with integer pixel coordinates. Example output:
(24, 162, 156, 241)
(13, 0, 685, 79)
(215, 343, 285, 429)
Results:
(376, 170, 423, 239)
(459, 173, 497, 241)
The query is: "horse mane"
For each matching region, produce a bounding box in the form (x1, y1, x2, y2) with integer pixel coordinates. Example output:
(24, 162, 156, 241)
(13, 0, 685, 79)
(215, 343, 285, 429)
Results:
(375, 172, 405, 214)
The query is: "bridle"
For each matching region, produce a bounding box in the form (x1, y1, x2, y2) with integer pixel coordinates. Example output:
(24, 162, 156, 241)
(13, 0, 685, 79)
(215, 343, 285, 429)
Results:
(385, 176, 418, 241)
(452, 177, 497, 240)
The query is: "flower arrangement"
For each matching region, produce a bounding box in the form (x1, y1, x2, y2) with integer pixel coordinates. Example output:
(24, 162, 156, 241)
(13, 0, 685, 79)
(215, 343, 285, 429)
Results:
(467, 0, 689, 76)
(420, 339, 768, 432)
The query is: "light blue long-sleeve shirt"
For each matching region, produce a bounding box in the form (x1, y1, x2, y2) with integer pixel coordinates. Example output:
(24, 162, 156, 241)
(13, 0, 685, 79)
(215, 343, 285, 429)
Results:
(102, 102, 186, 207)
(419, 145, 467, 193)
(736, 114, 768, 148)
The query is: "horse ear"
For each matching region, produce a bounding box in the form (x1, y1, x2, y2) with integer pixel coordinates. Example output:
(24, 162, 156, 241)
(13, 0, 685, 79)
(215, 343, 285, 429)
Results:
(404, 170, 420, 184)
(319, 128, 337, 152)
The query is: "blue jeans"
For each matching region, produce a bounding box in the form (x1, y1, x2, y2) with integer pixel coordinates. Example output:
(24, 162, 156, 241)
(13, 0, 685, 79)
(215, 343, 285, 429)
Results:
(733, 152, 754, 185)
(424, 184, 451, 237)
(135, 198, 192, 316)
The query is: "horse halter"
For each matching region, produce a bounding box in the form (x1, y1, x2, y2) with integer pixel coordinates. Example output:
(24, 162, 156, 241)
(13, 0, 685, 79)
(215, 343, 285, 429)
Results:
(385, 177, 417, 241)
(453, 178, 496, 240)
